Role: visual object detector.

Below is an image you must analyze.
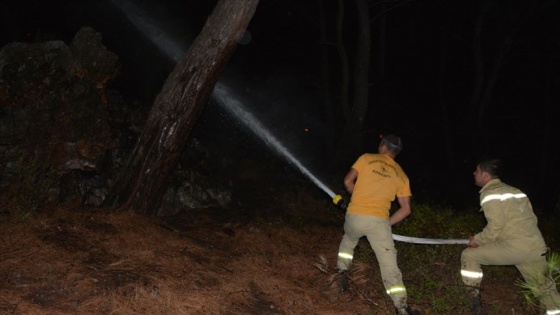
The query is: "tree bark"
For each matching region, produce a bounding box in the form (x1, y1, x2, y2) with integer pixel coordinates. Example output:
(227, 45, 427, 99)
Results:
(468, 0, 486, 125)
(437, 33, 454, 171)
(335, 0, 351, 124)
(351, 0, 371, 147)
(333, 0, 371, 166)
(317, 0, 336, 159)
(105, 0, 259, 215)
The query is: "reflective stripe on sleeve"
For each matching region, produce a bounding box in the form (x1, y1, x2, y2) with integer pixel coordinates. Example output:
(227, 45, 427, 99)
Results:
(481, 193, 527, 205)
(338, 252, 353, 260)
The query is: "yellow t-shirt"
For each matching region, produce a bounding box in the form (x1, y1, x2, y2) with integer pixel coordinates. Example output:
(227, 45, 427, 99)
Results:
(347, 153, 411, 219)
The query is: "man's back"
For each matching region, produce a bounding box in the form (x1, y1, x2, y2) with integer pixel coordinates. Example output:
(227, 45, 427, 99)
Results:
(478, 179, 546, 250)
(347, 153, 410, 218)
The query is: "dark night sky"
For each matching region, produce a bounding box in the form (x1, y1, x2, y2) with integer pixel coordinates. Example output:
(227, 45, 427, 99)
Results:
(2, 0, 560, 212)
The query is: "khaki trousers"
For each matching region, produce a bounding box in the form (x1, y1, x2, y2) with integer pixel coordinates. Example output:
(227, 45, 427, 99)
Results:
(461, 242, 560, 312)
(337, 213, 407, 309)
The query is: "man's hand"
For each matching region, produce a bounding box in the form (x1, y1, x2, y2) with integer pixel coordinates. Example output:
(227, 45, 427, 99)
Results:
(389, 196, 411, 226)
(467, 236, 479, 248)
(343, 168, 358, 194)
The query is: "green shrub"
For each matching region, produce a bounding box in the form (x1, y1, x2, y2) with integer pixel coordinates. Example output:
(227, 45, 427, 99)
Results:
(393, 201, 486, 239)
(351, 201, 526, 313)
(517, 251, 560, 312)
(8, 155, 59, 220)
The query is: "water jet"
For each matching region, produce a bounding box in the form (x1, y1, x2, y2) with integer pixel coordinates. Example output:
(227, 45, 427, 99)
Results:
(112, 0, 468, 245)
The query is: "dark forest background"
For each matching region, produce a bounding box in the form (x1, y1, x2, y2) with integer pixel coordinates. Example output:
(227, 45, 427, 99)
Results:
(2, 0, 559, 214)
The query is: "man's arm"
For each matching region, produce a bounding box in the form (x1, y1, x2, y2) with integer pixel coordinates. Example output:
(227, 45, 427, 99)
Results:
(343, 168, 358, 194)
(467, 236, 478, 247)
(473, 200, 505, 245)
(389, 195, 411, 226)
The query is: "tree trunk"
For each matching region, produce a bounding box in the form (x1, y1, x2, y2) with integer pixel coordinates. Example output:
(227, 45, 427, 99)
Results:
(317, 0, 336, 159)
(349, 0, 371, 151)
(468, 1, 486, 123)
(105, 0, 259, 215)
(437, 33, 454, 171)
(375, 1, 387, 80)
(335, 0, 351, 124)
(333, 0, 371, 166)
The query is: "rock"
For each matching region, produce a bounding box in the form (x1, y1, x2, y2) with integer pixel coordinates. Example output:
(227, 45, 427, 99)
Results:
(59, 169, 110, 207)
(0, 27, 120, 192)
(69, 26, 120, 98)
(0, 27, 232, 215)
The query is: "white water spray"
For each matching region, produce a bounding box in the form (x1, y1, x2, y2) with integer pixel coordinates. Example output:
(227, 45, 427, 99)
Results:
(111, 0, 335, 197)
(110, 0, 186, 62)
(210, 89, 467, 245)
(210, 88, 467, 244)
(110, 0, 468, 245)
(213, 84, 336, 198)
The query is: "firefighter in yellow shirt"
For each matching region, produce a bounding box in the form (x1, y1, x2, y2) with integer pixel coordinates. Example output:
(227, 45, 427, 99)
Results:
(461, 157, 560, 315)
(336, 134, 419, 315)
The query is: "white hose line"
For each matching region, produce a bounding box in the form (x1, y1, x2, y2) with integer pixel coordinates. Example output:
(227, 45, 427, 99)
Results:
(331, 196, 469, 245)
(392, 234, 468, 245)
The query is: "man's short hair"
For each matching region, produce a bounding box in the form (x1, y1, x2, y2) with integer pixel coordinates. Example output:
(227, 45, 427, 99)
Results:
(381, 134, 403, 155)
(477, 157, 503, 178)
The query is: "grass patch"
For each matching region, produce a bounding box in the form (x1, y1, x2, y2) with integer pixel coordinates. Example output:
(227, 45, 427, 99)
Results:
(342, 200, 555, 313)
(1, 155, 59, 221)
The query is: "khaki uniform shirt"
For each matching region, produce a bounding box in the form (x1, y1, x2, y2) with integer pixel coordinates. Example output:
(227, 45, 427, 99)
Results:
(474, 179, 547, 253)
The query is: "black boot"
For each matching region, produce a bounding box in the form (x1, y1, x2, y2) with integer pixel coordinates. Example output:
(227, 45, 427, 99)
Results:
(395, 305, 420, 315)
(335, 270, 349, 292)
(470, 290, 481, 315)
(463, 286, 482, 315)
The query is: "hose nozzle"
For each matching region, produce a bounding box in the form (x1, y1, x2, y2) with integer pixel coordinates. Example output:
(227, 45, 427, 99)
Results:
(333, 194, 348, 210)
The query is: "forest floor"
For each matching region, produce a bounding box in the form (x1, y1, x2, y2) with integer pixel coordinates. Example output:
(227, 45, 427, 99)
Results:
(0, 187, 543, 315)
(0, 208, 535, 314)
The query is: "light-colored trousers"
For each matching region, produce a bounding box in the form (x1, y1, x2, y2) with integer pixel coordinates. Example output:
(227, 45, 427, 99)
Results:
(337, 213, 407, 309)
(462, 242, 560, 313)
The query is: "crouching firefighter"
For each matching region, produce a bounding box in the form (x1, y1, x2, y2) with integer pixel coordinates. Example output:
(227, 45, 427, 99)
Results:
(334, 135, 420, 315)
(461, 157, 560, 315)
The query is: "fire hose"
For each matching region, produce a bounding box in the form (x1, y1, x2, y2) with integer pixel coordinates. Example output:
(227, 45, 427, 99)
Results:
(332, 195, 469, 245)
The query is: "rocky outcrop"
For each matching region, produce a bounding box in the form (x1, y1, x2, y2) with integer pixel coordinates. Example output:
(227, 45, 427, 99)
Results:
(0, 27, 123, 208)
(0, 27, 119, 180)
(0, 27, 231, 214)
